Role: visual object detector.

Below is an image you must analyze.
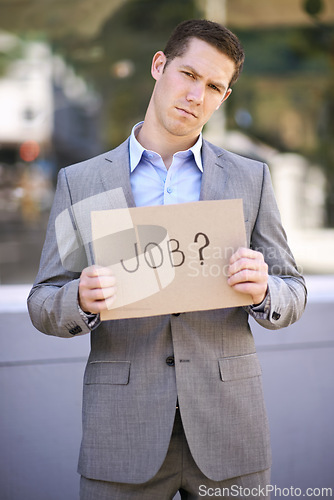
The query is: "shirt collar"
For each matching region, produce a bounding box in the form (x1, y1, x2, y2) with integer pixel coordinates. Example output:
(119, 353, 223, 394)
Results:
(129, 121, 203, 173)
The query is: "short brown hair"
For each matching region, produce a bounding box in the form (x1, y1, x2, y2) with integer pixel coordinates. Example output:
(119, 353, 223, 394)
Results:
(163, 19, 245, 87)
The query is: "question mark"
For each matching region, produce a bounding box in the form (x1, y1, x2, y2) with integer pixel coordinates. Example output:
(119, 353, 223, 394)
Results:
(194, 232, 210, 265)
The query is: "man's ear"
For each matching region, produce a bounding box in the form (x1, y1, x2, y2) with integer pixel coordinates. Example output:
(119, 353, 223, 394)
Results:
(151, 51, 167, 81)
(216, 88, 232, 110)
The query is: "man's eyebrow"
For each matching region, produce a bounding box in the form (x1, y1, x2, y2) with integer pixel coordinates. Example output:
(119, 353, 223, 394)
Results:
(180, 64, 227, 92)
(180, 64, 201, 77)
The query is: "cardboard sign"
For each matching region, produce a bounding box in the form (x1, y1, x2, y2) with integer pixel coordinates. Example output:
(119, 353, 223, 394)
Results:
(91, 199, 252, 320)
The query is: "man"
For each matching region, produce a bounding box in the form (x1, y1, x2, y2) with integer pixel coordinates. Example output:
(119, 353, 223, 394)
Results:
(28, 19, 307, 499)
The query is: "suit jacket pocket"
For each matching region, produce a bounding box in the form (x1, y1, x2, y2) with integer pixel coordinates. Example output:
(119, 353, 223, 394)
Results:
(218, 353, 261, 382)
(84, 361, 131, 385)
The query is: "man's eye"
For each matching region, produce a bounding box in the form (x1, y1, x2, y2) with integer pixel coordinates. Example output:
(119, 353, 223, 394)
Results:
(184, 71, 194, 78)
(209, 84, 220, 92)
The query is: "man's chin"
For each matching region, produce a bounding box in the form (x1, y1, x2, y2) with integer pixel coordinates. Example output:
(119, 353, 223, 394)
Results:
(164, 120, 200, 139)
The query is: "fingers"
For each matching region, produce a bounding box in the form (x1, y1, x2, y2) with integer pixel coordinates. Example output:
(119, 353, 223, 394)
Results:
(228, 248, 268, 305)
(228, 248, 267, 282)
(78, 265, 117, 314)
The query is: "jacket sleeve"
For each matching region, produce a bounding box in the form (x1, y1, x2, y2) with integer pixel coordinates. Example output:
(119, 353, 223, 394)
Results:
(247, 162, 307, 330)
(27, 168, 93, 338)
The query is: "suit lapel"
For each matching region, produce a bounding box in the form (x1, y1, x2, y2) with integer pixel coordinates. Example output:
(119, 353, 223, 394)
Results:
(200, 141, 231, 201)
(97, 138, 136, 209)
(200, 140, 251, 244)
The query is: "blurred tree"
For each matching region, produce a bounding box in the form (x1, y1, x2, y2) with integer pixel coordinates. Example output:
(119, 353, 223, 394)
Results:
(303, 0, 324, 17)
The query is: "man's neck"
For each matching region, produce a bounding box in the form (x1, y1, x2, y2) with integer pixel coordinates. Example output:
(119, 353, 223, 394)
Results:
(137, 119, 199, 170)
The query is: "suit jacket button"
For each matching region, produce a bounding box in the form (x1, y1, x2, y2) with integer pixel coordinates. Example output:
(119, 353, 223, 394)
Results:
(272, 312, 281, 321)
(166, 356, 175, 366)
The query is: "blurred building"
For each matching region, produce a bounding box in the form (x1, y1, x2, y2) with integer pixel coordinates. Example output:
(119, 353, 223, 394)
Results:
(214, 128, 334, 274)
(0, 33, 102, 284)
(0, 32, 101, 180)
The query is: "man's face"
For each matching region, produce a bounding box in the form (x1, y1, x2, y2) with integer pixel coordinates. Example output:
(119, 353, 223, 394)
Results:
(150, 37, 235, 142)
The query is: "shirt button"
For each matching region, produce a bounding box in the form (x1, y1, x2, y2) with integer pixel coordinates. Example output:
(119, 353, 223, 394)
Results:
(166, 356, 175, 367)
(167, 187, 173, 194)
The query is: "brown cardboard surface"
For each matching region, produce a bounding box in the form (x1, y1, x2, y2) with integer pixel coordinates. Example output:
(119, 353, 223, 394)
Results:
(91, 199, 252, 320)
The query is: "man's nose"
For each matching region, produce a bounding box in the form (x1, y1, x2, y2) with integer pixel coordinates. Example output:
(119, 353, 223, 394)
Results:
(186, 82, 205, 104)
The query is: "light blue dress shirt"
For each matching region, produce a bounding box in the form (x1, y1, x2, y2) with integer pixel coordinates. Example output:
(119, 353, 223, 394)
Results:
(129, 122, 203, 207)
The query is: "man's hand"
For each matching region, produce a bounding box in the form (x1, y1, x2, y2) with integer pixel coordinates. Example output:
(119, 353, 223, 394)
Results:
(78, 265, 117, 314)
(227, 247, 268, 306)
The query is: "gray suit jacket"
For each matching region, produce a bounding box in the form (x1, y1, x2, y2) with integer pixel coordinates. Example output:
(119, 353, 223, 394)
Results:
(28, 138, 307, 483)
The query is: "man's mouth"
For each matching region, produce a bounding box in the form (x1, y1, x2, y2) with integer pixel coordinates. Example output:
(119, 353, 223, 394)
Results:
(176, 107, 197, 118)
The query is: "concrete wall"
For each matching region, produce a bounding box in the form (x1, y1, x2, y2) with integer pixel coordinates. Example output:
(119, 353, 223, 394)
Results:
(0, 310, 89, 500)
(1, 277, 333, 499)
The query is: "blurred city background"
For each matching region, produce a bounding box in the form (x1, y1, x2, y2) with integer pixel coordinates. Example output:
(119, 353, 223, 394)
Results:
(0, 0, 334, 281)
(1, 1, 334, 499)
